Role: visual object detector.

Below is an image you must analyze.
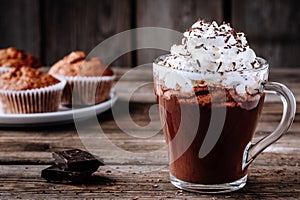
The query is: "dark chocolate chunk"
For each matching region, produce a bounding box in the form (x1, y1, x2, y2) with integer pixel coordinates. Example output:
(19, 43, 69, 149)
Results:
(41, 164, 98, 183)
(52, 149, 104, 172)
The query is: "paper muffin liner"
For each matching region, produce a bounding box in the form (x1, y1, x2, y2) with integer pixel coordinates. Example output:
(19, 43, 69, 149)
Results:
(0, 80, 66, 114)
(55, 75, 115, 106)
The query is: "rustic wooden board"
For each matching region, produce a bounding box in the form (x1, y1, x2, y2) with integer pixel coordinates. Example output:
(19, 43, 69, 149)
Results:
(0, 101, 299, 166)
(0, 68, 299, 199)
(137, 0, 223, 31)
(42, 0, 132, 66)
(250, 42, 300, 69)
(0, 1, 299, 69)
(0, 0, 41, 58)
(0, 165, 298, 199)
(136, 0, 223, 66)
(232, 0, 300, 68)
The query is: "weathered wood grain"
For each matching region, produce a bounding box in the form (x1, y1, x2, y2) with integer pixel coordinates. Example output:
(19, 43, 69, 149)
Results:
(0, 1, 299, 69)
(232, 0, 300, 68)
(42, 0, 132, 66)
(136, 0, 223, 66)
(0, 68, 299, 199)
(137, 0, 223, 31)
(0, 100, 299, 167)
(232, 0, 299, 39)
(0, 165, 299, 199)
(0, 0, 41, 58)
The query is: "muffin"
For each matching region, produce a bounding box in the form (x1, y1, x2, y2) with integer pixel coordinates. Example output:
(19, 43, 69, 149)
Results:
(48, 51, 115, 106)
(0, 66, 66, 114)
(0, 47, 42, 68)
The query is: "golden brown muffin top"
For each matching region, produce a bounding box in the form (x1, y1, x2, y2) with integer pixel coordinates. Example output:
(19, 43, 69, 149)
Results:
(0, 47, 42, 68)
(48, 51, 114, 77)
(0, 66, 60, 91)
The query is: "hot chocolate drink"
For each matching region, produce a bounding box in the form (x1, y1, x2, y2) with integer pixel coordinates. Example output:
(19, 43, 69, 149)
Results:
(158, 87, 265, 184)
(153, 19, 277, 192)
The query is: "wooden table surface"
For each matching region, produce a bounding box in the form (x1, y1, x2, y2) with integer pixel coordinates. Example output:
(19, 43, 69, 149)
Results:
(0, 67, 299, 199)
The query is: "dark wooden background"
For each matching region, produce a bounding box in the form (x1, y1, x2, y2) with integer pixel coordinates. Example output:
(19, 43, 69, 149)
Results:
(0, 0, 299, 68)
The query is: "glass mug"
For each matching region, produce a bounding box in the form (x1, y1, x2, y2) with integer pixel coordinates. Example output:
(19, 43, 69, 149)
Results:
(153, 55, 296, 193)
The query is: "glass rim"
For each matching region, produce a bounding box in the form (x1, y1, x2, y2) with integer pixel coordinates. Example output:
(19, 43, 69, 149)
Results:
(153, 54, 269, 74)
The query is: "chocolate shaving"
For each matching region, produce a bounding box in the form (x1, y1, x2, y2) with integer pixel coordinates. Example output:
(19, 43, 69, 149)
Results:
(195, 44, 205, 49)
(194, 27, 202, 31)
(217, 62, 223, 71)
(196, 59, 201, 68)
(229, 29, 237, 38)
(224, 35, 231, 43)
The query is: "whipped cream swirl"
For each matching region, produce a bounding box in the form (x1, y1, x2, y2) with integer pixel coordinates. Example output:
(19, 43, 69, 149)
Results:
(160, 20, 260, 72)
(155, 19, 268, 95)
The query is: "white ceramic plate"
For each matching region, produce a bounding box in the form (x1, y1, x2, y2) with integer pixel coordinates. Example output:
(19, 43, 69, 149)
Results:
(0, 91, 117, 127)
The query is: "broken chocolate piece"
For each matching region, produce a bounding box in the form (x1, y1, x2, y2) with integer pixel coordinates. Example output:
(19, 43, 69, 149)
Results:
(41, 164, 98, 183)
(52, 149, 104, 172)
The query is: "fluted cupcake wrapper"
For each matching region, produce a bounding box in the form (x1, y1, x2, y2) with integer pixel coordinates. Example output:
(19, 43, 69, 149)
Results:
(55, 75, 115, 106)
(0, 80, 66, 114)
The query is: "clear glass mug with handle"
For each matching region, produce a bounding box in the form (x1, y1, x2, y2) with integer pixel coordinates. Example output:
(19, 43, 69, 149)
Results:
(153, 55, 296, 193)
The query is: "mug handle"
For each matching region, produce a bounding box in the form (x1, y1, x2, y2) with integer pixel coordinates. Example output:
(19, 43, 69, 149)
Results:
(244, 82, 296, 167)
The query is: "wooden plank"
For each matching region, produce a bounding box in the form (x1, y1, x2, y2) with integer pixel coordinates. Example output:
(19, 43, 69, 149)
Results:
(0, 135, 298, 166)
(232, 0, 300, 68)
(42, 0, 132, 66)
(232, 0, 299, 39)
(0, 0, 41, 59)
(251, 42, 300, 69)
(137, 0, 223, 30)
(0, 100, 299, 166)
(136, 0, 223, 66)
(0, 130, 298, 165)
(0, 165, 299, 199)
(0, 68, 298, 198)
